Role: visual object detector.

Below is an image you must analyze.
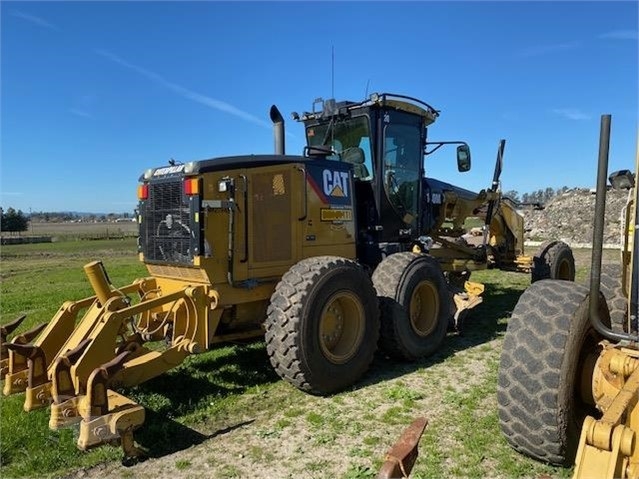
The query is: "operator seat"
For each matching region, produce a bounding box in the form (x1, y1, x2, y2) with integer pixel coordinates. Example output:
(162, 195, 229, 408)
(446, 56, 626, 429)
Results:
(342, 147, 370, 179)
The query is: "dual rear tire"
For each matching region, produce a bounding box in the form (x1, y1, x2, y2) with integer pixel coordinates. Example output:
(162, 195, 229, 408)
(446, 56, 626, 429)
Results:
(372, 252, 450, 361)
(265, 253, 450, 394)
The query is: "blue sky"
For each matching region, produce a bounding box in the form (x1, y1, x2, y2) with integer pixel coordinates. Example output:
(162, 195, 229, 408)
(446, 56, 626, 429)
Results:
(1, 1, 637, 213)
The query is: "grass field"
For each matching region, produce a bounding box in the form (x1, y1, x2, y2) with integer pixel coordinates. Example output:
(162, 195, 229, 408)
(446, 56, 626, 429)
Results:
(0, 239, 616, 479)
(4, 222, 139, 242)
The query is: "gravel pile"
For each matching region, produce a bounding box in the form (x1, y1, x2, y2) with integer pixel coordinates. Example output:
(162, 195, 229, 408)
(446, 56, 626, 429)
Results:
(520, 188, 631, 246)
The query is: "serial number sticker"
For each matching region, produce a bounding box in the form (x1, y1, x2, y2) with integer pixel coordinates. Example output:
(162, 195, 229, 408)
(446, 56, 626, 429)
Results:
(320, 208, 353, 222)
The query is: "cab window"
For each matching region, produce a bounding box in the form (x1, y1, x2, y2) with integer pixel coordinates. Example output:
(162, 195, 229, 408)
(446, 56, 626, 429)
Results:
(306, 116, 374, 180)
(383, 123, 421, 224)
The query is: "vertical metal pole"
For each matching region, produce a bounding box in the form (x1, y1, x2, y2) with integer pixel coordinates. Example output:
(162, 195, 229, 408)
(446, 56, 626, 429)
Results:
(589, 115, 611, 304)
(586, 114, 635, 341)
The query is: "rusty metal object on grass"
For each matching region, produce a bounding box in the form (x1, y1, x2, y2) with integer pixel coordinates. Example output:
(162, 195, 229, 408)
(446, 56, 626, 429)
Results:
(378, 417, 428, 479)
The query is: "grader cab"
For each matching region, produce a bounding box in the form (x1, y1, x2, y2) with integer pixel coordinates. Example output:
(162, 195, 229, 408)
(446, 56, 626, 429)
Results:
(2, 92, 574, 458)
(498, 115, 639, 478)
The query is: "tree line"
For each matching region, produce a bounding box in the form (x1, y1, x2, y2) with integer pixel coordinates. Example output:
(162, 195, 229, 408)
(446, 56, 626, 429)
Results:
(30, 211, 132, 223)
(1, 207, 136, 234)
(0, 207, 29, 233)
(502, 186, 571, 205)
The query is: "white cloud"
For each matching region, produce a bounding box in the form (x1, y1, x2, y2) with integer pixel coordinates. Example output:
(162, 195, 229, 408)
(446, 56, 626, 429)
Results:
(69, 108, 93, 119)
(519, 41, 581, 57)
(11, 10, 59, 31)
(598, 30, 639, 40)
(552, 108, 591, 121)
(95, 49, 272, 130)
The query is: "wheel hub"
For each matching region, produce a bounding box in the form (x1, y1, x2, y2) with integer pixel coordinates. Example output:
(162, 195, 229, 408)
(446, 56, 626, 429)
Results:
(321, 305, 345, 349)
(409, 281, 439, 337)
(319, 291, 365, 364)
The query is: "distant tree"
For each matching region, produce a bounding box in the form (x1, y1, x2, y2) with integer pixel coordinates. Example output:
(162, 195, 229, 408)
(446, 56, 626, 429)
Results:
(1, 207, 29, 233)
(503, 190, 520, 202)
(544, 187, 555, 203)
(521, 192, 530, 203)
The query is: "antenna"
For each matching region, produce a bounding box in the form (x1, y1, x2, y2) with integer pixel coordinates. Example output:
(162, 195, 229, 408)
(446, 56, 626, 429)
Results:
(331, 45, 335, 99)
(364, 79, 370, 99)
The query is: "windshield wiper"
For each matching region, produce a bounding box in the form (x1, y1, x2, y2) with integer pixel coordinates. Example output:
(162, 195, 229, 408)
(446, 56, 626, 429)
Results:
(320, 118, 335, 147)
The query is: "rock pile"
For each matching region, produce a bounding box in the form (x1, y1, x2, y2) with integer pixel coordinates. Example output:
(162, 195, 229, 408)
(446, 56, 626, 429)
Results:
(520, 188, 631, 246)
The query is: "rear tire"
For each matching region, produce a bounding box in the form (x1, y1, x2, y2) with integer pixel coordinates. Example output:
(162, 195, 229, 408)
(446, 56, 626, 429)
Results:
(531, 240, 575, 282)
(372, 253, 450, 361)
(598, 263, 628, 333)
(497, 280, 607, 465)
(265, 256, 380, 395)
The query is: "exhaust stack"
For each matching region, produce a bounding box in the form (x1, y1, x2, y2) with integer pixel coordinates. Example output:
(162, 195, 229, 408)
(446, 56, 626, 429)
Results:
(270, 105, 285, 155)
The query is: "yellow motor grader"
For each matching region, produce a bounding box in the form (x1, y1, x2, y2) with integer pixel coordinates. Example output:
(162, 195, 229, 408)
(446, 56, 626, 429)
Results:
(498, 115, 639, 478)
(2, 93, 573, 458)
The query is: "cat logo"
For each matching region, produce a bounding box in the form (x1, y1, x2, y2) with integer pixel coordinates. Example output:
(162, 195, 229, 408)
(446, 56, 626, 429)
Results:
(322, 170, 349, 198)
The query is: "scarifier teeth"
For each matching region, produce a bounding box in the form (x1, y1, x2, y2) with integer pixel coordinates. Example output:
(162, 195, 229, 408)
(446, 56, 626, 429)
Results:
(51, 338, 93, 404)
(0, 314, 27, 340)
(1, 321, 48, 378)
(1, 315, 28, 379)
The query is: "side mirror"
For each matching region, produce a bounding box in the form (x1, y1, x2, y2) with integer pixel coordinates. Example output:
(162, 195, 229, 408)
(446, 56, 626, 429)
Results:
(456, 144, 471, 172)
(608, 169, 635, 190)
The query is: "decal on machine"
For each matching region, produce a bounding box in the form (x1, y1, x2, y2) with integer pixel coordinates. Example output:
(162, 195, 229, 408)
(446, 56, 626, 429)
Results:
(153, 165, 185, 177)
(322, 170, 349, 198)
(306, 164, 353, 207)
(320, 208, 353, 222)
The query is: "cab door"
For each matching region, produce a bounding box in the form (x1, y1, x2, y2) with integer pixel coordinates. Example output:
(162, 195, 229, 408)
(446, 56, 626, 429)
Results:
(378, 110, 424, 241)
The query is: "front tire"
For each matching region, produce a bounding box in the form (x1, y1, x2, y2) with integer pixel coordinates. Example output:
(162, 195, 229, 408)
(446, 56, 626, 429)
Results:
(265, 256, 380, 395)
(531, 240, 575, 282)
(372, 253, 450, 361)
(497, 280, 607, 465)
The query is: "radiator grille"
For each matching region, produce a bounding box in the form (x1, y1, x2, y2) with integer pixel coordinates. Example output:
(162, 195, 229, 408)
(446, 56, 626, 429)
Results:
(143, 179, 193, 264)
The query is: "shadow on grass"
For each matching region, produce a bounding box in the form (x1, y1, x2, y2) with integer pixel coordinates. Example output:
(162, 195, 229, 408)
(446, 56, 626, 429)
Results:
(357, 281, 525, 390)
(119, 342, 277, 459)
(135, 413, 254, 459)
(117, 278, 524, 459)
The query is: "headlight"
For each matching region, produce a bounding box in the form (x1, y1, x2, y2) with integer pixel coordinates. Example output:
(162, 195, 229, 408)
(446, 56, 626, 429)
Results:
(143, 168, 156, 180)
(218, 179, 228, 192)
(184, 161, 197, 174)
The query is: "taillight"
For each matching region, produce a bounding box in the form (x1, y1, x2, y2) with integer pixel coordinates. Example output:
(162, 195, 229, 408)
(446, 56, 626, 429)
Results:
(184, 178, 200, 195)
(137, 184, 149, 200)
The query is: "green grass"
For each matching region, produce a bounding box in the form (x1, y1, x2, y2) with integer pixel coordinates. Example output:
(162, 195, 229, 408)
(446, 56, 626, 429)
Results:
(0, 240, 604, 478)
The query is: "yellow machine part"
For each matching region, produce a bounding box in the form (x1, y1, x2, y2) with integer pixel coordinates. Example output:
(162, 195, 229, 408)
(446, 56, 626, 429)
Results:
(573, 344, 639, 479)
(571, 128, 639, 478)
(488, 197, 525, 257)
(2, 261, 217, 458)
